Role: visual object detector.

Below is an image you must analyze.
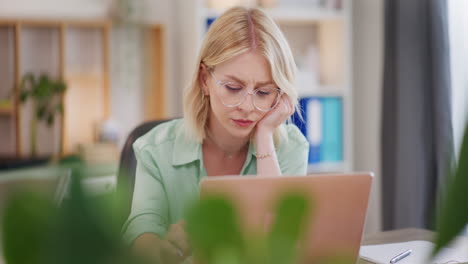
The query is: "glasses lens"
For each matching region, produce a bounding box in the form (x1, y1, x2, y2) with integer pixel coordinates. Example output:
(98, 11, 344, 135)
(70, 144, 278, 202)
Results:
(217, 82, 245, 106)
(215, 78, 281, 111)
(253, 87, 281, 111)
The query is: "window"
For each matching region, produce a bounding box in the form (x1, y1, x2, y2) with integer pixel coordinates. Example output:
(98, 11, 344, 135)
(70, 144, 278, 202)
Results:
(448, 0, 468, 157)
(448, 0, 468, 236)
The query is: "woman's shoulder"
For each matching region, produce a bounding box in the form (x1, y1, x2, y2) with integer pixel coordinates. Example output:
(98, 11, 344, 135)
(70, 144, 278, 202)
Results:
(133, 118, 184, 151)
(283, 123, 308, 145)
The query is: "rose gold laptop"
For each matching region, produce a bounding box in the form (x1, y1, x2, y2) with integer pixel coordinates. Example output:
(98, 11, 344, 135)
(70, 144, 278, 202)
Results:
(199, 173, 373, 263)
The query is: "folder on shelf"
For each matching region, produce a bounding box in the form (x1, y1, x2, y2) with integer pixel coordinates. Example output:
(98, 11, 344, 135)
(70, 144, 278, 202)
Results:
(306, 98, 322, 164)
(293, 96, 343, 165)
(321, 97, 343, 162)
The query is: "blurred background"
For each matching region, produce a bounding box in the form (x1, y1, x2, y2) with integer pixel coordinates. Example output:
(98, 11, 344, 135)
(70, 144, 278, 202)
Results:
(0, 0, 466, 244)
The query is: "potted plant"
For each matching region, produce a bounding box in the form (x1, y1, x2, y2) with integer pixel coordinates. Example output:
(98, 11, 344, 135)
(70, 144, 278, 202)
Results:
(432, 121, 468, 257)
(19, 73, 67, 157)
(1, 166, 145, 264)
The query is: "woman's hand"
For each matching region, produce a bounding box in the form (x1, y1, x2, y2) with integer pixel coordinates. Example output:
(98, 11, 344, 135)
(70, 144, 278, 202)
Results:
(164, 221, 191, 263)
(253, 95, 293, 177)
(133, 221, 191, 264)
(255, 95, 295, 137)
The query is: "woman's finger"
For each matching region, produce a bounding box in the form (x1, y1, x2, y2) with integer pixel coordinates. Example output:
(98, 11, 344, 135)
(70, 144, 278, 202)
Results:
(161, 239, 186, 263)
(167, 222, 191, 257)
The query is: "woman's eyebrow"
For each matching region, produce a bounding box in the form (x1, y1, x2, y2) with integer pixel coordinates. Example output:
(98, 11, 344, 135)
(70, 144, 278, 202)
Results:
(224, 74, 274, 86)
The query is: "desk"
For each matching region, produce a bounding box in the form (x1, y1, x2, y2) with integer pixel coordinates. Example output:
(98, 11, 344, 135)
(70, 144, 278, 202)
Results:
(1, 228, 466, 264)
(358, 228, 468, 264)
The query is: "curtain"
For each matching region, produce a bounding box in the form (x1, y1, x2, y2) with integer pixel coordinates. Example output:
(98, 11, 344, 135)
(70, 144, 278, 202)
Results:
(381, 0, 453, 230)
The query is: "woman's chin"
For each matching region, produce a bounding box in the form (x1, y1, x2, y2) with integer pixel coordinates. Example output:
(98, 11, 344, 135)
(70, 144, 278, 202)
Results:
(228, 125, 254, 139)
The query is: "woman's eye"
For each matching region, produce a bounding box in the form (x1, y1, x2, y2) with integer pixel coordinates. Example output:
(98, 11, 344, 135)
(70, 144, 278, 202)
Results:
(224, 84, 242, 91)
(257, 90, 271, 96)
(257, 88, 275, 95)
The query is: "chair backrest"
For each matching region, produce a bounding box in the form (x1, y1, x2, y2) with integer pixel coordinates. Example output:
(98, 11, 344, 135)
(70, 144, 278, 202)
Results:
(116, 119, 173, 226)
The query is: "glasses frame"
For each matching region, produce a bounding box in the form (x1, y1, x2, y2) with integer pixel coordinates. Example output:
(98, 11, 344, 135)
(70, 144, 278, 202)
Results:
(209, 70, 283, 112)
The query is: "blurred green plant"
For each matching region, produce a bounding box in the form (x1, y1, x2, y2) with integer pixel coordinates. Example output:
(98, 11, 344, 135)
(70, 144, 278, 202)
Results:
(186, 192, 314, 264)
(1, 167, 144, 264)
(19, 73, 67, 157)
(432, 122, 468, 256)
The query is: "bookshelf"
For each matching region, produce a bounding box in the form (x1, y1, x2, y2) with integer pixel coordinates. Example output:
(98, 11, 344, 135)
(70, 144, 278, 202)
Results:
(0, 18, 111, 158)
(189, 0, 353, 173)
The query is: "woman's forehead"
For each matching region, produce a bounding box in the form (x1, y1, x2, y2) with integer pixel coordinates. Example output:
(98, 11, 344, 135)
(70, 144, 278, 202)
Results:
(215, 52, 272, 83)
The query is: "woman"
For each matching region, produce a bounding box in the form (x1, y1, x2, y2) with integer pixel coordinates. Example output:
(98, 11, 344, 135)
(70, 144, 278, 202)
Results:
(122, 6, 309, 264)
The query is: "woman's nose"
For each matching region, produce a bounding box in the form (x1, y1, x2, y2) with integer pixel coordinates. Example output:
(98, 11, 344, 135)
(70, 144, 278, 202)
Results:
(237, 92, 255, 112)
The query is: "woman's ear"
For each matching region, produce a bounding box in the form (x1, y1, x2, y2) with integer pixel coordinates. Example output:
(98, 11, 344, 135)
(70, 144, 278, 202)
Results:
(198, 63, 210, 96)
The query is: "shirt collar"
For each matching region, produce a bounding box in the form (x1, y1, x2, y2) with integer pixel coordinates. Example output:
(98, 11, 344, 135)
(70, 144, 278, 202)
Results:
(171, 121, 258, 167)
(172, 122, 202, 166)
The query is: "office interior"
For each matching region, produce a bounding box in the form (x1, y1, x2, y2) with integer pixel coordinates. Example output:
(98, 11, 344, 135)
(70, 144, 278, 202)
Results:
(0, 0, 467, 262)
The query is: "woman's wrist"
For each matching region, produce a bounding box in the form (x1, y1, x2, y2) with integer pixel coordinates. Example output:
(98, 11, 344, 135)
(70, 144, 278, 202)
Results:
(255, 128, 275, 157)
(255, 125, 274, 139)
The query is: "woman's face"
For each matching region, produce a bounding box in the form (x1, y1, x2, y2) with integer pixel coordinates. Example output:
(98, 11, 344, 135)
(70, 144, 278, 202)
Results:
(203, 51, 276, 140)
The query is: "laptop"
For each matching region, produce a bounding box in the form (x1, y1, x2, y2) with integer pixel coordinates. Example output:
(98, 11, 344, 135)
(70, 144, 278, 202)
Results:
(199, 172, 373, 263)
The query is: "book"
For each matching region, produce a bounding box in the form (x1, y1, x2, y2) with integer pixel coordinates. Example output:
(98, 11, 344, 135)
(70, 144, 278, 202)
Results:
(293, 96, 343, 165)
(321, 97, 343, 162)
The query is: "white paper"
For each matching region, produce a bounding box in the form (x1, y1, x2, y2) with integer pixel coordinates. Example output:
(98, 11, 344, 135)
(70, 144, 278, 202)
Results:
(359, 240, 468, 264)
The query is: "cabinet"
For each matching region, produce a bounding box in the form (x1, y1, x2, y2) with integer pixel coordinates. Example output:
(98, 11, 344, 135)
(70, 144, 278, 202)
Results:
(0, 19, 110, 158)
(191, 0, 353, 173)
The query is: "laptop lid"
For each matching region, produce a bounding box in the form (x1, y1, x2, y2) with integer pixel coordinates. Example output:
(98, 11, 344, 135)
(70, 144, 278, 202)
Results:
(199, 173, 373, 263)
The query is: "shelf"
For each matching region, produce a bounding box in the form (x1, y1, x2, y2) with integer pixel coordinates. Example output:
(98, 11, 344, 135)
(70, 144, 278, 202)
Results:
(264, 6, 344, 24)
(202, 6, 344, 24)
(0, 18, 111, 27)
(307, 161, 349, 174)
(0, 18, 111, 158)
(0, 105, 13, 116)
(297, 85, 347, 98)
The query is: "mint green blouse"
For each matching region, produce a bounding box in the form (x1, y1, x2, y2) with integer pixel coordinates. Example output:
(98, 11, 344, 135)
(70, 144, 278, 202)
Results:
(122, 119, 309, 245)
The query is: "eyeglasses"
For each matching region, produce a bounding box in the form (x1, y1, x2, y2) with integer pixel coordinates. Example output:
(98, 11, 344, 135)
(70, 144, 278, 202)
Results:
(209, 70, 283, 112)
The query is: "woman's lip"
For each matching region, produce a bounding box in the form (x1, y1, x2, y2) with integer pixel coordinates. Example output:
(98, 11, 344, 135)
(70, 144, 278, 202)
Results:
(232, 119, 254, 127)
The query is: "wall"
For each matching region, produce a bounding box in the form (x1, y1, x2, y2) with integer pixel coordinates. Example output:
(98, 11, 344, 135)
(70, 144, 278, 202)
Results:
(352, 0, 384, 233)
(0, 0, 177, 147)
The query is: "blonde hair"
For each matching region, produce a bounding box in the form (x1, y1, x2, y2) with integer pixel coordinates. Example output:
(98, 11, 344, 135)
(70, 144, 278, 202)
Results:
(183, 6, 298, 143)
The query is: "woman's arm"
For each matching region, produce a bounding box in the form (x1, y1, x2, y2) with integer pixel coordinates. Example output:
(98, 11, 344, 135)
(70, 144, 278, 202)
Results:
(255, 96, 295, 176)
(123, 143, 191, 263)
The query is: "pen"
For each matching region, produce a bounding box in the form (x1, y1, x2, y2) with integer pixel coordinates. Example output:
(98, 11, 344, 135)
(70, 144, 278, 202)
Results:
(389, 249, 412, 264)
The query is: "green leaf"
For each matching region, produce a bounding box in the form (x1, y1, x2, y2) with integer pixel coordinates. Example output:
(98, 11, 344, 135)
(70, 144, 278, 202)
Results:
(46, 114, 54, 126)
(37, 104, 47, 119)
(35, 78, 50, 99)
(2, 191, 57, 264)
(314, 255, 355, 264)
(212, 247, 242, 264)
(186, 196, 245, 263)
(19, 90, 29, 103)
(267, 193, 312, 264)
(20, 73, 35, 94)
(1, 165, 144, 264)
(45, 170, 123, 264)
(433, 122, 468, 255)
(54, 81, 67, 93)
(56, 103, 64, 114)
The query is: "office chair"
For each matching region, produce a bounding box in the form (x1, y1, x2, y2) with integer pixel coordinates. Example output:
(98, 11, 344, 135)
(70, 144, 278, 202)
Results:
(116, 118, 174, 227)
